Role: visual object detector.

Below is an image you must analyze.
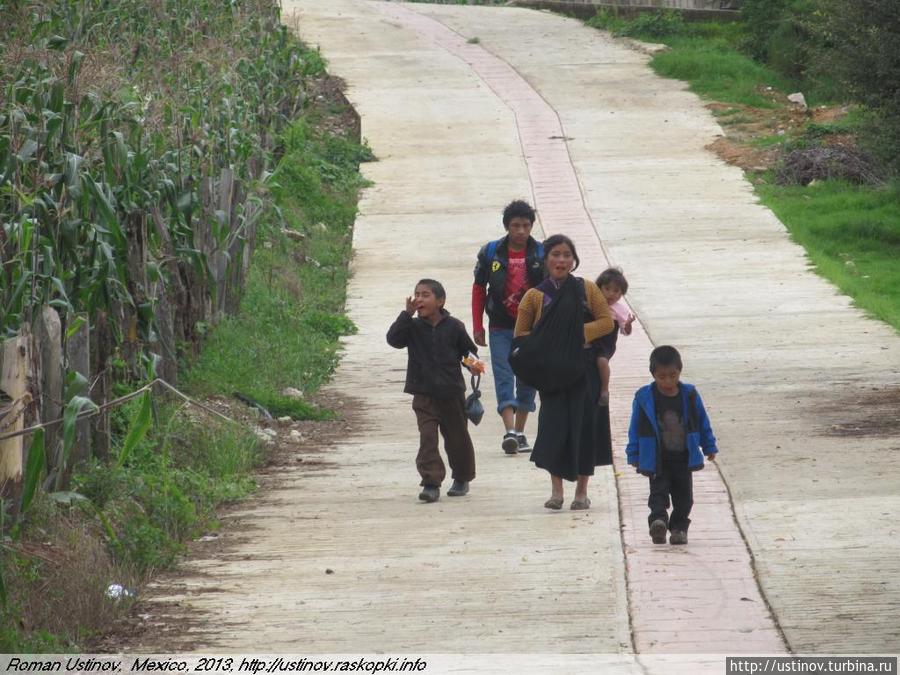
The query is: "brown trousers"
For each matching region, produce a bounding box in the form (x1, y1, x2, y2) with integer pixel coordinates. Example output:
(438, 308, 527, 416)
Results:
(412, 394, 476, 487)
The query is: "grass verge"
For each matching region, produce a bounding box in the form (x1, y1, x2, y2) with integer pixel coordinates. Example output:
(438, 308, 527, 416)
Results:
(584, 9, 899, 333)
(757, 180, 900, 331)
(0, 72, 370, 654)
(183, 116, 371, 420)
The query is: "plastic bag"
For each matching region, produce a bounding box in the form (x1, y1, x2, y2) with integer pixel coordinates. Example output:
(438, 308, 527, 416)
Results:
(464, 374, 485, 425)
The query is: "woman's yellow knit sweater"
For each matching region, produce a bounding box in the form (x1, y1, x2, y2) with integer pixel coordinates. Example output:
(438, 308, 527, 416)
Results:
(514, 277, 614, 344)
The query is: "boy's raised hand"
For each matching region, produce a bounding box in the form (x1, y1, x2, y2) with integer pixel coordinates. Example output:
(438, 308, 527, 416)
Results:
(622, 313, 636, 335)
(405, 296, 416, 316)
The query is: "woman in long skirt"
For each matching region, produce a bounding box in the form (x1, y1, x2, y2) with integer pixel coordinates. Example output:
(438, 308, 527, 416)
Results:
(514, 234, 615, 510)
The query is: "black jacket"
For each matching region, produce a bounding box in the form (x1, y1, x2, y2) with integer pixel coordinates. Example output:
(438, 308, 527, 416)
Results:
(473, 236, 545, 329)
(386, 310, 478, 399)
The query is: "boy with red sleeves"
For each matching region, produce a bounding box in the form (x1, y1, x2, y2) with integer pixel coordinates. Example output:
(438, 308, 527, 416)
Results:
(472, 200, 545, 454)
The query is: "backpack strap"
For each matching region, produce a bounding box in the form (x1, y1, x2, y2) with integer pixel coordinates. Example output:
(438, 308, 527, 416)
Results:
(485, 238, 503, 263)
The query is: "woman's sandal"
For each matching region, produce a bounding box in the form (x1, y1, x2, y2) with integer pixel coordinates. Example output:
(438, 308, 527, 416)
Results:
(570, 497, 591, 510)
(544, 497, 564, 510)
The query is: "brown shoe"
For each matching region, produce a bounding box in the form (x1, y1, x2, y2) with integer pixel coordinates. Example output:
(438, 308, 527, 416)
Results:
(570, 497, 591, 510)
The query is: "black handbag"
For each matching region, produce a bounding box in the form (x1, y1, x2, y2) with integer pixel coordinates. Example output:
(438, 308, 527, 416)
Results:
(463, 374, 485, 425)
(508, 276, 586, 393)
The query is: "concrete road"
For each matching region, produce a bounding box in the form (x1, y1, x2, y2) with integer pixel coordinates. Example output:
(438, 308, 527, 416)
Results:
(136, 0, 900, 660)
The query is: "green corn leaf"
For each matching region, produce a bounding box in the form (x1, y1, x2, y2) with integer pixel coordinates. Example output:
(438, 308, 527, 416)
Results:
(82, 176, 124, 244)
(17, 429, 46, 532)
(65, 315, 86, 340)
(0, 555, 6, 607)
(117, 390, 153, 468)
(68, 51, 85, 84)
(57, 395, 98, 490)
(47, 35, 69, 51)
(17, 139, 38, 163)
(49, 80, 65, 114)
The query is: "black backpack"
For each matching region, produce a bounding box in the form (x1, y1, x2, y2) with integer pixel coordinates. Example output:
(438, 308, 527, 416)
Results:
(508, 276, 586, 393)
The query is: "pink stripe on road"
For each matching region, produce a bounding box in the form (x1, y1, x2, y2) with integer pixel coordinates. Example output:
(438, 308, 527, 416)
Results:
(374, 1, 787, 655)
(372, 1, 606, 276)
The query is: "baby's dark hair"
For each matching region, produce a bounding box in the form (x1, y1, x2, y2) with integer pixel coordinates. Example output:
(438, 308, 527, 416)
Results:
(502, 200, 536, 228)
(596, 267, 629, 295)
(542, 234, 580, 270)
(649, 345, 682, 373)
(416, 278, 446, 301)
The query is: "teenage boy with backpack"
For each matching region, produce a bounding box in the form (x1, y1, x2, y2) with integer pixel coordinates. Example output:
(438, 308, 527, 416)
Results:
(472, 200, 545, 455)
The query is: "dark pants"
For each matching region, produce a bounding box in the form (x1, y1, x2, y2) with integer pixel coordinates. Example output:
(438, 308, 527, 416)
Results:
(648, 457, 693, 532)
(412, 394, 476, 487)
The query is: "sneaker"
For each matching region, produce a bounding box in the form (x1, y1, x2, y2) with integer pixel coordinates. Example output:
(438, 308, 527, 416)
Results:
(501, 432, 519, 455)
(670, 530, 688, 545)
(516, 433, 531, 453)
(418, 485, 440, 503)
(649, 519, 668, 545)
(447, 480, 469, 497)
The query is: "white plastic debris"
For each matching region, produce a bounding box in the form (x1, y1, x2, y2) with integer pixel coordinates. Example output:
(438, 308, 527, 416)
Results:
(106, 584, 133, 600)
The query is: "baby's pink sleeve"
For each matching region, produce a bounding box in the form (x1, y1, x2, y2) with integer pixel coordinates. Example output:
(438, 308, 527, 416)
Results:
(609, 300, 630, 325)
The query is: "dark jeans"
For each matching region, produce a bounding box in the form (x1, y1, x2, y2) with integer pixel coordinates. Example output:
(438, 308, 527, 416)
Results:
(412, 394, 476, 487)
(648, 456, 693, 532)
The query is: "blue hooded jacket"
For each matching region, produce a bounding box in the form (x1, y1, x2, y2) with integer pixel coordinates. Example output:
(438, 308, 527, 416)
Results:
(625, 382, 718, 476)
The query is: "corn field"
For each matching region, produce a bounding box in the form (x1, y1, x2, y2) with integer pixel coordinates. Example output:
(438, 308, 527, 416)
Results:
(0, 0, 318, 492)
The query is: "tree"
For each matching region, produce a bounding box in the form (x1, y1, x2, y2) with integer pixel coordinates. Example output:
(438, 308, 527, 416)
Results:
(820, 0, 900, 173)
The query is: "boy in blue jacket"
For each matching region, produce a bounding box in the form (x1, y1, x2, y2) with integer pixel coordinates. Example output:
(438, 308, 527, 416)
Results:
(626, 346, 718, 545)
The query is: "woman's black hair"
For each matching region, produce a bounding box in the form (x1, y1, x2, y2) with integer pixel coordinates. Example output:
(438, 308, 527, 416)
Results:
(542, 234, 580, 270)
(502, 200, 536, 227)
(649, 345, 682, 373)
(416, 278, 446, 301)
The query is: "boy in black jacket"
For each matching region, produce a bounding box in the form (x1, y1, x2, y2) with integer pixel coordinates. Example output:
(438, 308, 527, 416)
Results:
(387, 279, 480, 502)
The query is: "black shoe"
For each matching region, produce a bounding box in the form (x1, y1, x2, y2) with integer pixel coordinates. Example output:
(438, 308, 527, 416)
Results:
(516, 433, 531, 453)
(447, 480, 469, 497)
(502, 432, 519, 454)
(418, 485, 440, 502)
(649, 519, 667, 544)
(670, 530, 688, 545)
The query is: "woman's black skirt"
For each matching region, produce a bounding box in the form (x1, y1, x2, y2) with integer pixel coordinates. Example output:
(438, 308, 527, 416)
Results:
(530, 349, 613, 481)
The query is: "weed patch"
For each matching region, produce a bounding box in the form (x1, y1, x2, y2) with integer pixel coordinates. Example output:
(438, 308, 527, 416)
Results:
(583, 8, 899, 334)
(758, 181, 900, 331)
(183, 118, 369, 418)
(1, 20, 368, 657)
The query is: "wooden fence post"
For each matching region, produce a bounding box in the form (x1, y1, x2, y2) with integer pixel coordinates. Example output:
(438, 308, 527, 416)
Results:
(1, 328, 35, 515)
(37, 306, 63, 478)
(61, 316, 91, 488)
(0, 332, 30, 484)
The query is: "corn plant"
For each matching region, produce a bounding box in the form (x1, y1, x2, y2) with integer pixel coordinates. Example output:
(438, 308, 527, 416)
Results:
(2, 0, 309, 348)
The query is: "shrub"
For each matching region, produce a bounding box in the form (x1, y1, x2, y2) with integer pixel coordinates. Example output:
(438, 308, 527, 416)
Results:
(776, 146, 882, 186)
(740, 0, 823, 81)
(817, 0, 900, 174)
